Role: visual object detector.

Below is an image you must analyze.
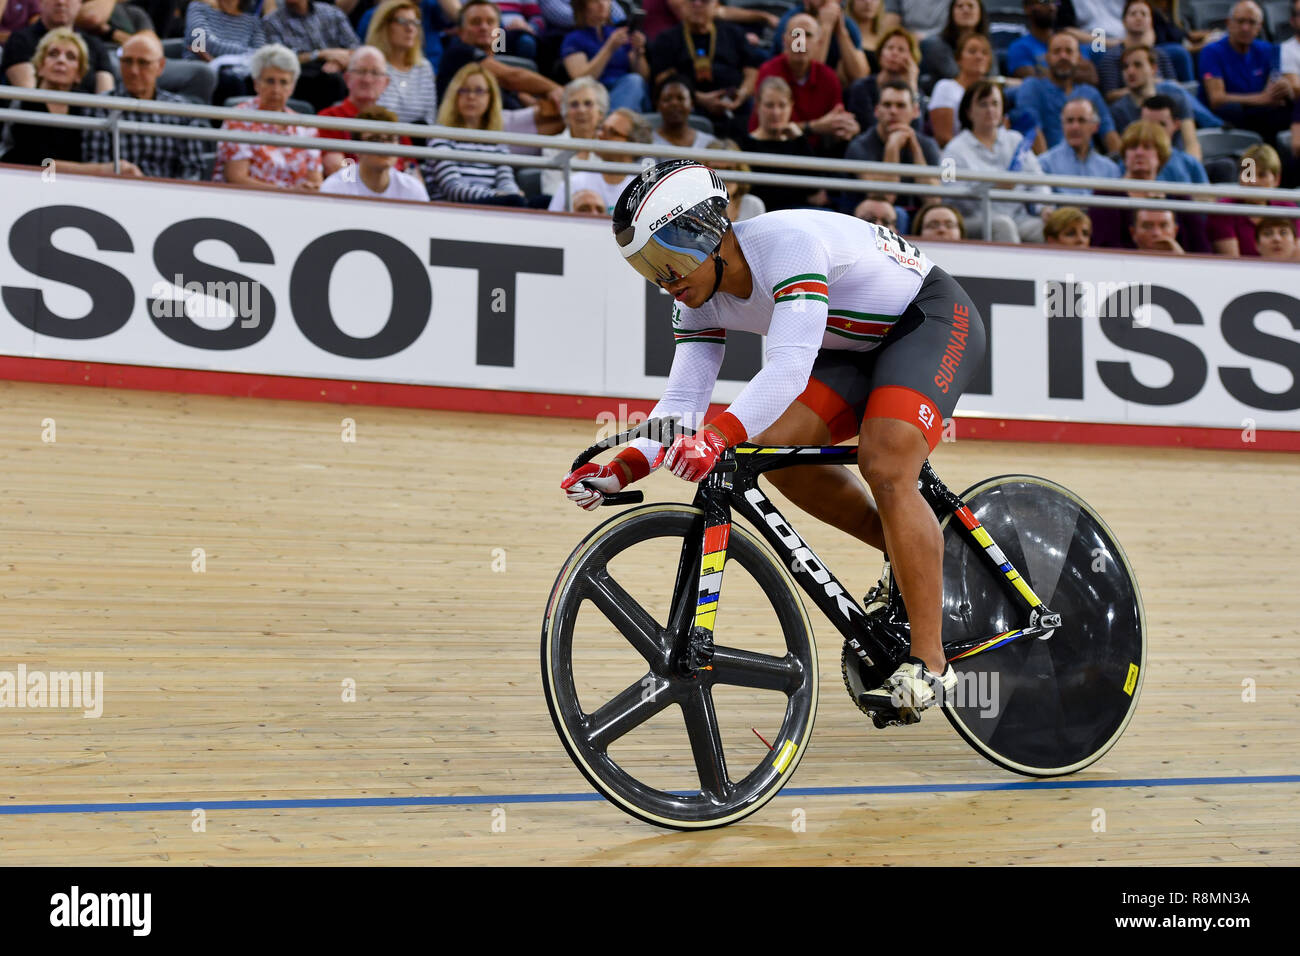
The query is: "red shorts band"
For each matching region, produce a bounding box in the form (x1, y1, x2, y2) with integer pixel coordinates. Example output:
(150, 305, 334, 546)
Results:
(864, 385, 943, 451)
(797, 376, 861, 445)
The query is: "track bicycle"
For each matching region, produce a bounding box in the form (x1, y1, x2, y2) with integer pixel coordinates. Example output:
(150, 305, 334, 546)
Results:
(541, 417, 1147, 829)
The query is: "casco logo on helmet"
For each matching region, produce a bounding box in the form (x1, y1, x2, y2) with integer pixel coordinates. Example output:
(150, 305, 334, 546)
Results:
(649, 204, 685, 232)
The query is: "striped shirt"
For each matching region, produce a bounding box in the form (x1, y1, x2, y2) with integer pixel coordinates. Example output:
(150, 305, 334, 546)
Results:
(377, 60, 437, 126)
(182, 4, 266, 60)
(82, 88, 209, 180)
(263, 2, 360, 53)
(422, 138, 522, 202)
(632, 209, 933, 458)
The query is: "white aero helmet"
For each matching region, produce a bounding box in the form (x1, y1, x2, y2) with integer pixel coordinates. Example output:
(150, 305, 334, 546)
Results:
(612, 160, 731, 285)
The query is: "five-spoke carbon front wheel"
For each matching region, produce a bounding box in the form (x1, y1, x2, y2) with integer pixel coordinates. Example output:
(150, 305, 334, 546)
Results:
(541, 505, 818, 829)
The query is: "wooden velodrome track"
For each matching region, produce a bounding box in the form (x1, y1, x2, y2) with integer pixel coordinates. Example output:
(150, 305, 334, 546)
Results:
(0, 377, 1296, 865)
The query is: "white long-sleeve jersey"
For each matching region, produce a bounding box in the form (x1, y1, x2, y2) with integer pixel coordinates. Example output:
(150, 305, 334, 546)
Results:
(630, 208, 934, 467)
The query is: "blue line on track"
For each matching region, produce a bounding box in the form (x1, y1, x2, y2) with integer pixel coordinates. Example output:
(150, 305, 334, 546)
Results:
(1, 774, 1297, 816)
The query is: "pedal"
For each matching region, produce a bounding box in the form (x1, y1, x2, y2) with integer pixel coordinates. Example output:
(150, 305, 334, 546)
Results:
(857, 692, 918, 728)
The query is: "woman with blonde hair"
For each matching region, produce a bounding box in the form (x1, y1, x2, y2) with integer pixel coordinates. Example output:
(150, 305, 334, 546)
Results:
(367, 0, 438, 126)
(1208, 144, 1299, 257)
(0, 28, 142, 176)
(704, 138, 766, 221)
(1043, 206, 1092, 246)
(845, 0, 901, 70)
(424, 63, 526, 205)
(740, 76, 829, 211)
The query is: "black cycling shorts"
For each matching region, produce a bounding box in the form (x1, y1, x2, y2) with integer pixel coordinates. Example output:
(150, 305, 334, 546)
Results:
(795, 265, 987, 449)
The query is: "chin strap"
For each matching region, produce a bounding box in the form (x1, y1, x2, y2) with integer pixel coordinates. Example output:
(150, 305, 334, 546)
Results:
(701, 252, 727, 305)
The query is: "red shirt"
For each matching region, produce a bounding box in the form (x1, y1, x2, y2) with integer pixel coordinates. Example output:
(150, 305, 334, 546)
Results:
(749, 55, 843, 131)
(1206, 197, 1299, 256)
(319, 98, 414, 171)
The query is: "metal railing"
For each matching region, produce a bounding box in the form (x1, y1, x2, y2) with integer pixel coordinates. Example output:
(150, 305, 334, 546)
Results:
(3, 85, 1298, 239)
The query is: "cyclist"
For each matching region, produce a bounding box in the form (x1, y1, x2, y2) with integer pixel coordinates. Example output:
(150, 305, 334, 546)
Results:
(560, 159, 987, 721)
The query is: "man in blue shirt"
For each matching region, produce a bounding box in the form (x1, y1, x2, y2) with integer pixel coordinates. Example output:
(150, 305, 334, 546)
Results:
(1006, 0, 1098, 84)
(1040, 97, 1121, 193)
(771, 0, 865, 80)
(1111, 44, 1219, 136)
(1199, 0, 1292, 142)
(1015, 32, 1120, 152)
(1142, 97, 1210, 183)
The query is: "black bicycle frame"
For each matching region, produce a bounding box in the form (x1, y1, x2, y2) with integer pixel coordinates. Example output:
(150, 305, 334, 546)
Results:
(568, 418, 1062, 684)
(688, 445, 1064, 684)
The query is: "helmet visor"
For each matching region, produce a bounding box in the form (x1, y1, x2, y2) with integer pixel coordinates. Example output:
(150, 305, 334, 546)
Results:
(623, 213, 723, 285)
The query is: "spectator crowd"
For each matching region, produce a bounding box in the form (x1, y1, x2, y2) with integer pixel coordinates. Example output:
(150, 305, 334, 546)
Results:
(0, 0, 1296, 258)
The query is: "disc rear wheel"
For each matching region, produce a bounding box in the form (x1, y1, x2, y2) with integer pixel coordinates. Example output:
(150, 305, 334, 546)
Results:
(939, 476, 1146, 776)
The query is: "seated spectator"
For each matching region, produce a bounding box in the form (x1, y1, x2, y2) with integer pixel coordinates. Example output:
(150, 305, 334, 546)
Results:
(753, 13, 859, 154)
(649, 0, 761, 138)
(1130, 207, 1185, 252)
(652, 74, 714, 148)
(1096, 1, 1178, 102)
(425, 63, 526, 204)
(77, 0, 151, 50)
(540, 0, 629, 33)
(884, 0, 948, 40)
(853, 195, 898, 227)
(1, 26, 141, 173)
(184, 0, 266, 105)
(1139, 97, 1207, 182)
(321, 104, 430, 198)
(561, 0, 649, 112)
(1207, 144, 1299, 255)
(541, 74, 607, 196)
(262, 0, 362, 112)
(367, 0, 437, 125)
(921, 0, 988, 80)
(1087, 120, 1211, 250)
(1040, 97, 1122, 193)
(548, 106, 650, 211)
(82, 32, 207, 179)
(1144, 0, 1208, 77)
(319, 45, 414, 176)
(928, 31, 994, 147)
(351, 0, 461, 75)
(1014, 32, 1119, 153)
(1256, 216, 1300, 259)
(495, 0, 543, 62)
(2, 0, 114, 92)
(846, 26, 921, 131)
(705, 137, 766, 221)
(912, 202, 966, 240)
(741, 76, 830, 211)
(846, 0, 901, 74)
(1110, 45, 1214, 144)
(214, 44, 323, 189)
(1199, 0, 1292, 144)
(1043, 205, 1093, 245)
(942, 80, 1050, 241)
(771, 0, 868, 87)
(439, 0, 564, 110)
(570, 187, 608, 214)
(1007, 0, 1098, 82)
(2, 1, 40, 46)
(1283, 2, 1300, 96)
(845, 81, 941, 212)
